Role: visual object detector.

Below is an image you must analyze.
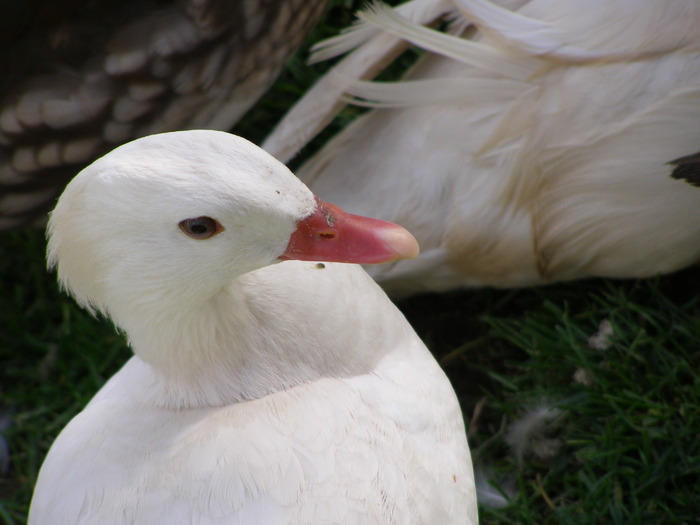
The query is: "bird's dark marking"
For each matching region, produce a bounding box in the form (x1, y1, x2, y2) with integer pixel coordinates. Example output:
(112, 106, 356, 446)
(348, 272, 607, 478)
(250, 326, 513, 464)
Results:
(669, 151, 700, 188)
(315, 263, 325, 269)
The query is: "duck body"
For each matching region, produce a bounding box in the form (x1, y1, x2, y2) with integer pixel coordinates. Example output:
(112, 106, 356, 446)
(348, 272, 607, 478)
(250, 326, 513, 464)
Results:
(29, 131, 476, 524)
(266, 0, 700, 296)
(31, 263, 473, 524)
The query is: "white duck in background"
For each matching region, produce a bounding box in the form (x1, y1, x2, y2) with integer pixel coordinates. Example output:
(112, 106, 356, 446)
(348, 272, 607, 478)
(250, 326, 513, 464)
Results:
(264, 0, 700, 296)
(29, 130, 476, 524)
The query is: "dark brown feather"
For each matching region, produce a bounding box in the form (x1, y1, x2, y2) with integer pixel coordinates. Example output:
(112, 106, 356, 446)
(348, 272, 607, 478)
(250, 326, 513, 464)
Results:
(0, 0, 329, 228)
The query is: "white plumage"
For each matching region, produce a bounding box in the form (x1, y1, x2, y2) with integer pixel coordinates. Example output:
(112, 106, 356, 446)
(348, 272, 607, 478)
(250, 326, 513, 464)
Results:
(29, 130, 476, 524)
(264, 0, 700, 296)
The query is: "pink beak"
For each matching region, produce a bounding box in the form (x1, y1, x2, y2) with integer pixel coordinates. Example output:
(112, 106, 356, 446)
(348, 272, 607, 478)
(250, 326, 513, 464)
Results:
(280, 198, 419, 264)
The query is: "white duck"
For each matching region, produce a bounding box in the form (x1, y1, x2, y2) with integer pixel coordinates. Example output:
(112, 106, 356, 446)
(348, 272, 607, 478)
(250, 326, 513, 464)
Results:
(264, 0, 700, 296)
(29, 130, 477, 524)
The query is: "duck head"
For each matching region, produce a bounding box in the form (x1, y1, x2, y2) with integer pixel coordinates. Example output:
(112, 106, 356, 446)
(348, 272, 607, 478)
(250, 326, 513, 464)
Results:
(47, 130, 418, 325)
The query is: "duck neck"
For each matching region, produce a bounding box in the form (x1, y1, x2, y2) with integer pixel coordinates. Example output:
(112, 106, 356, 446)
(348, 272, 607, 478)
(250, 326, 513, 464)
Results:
(113, 263, 402, 409)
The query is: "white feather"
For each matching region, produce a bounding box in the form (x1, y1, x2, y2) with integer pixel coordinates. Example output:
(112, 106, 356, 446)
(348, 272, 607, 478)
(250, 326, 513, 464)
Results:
(357, 3, 539, 79)
(506, 404, 562, 465)
(340, 75, 526, 108)
(263, 0, 454, 163)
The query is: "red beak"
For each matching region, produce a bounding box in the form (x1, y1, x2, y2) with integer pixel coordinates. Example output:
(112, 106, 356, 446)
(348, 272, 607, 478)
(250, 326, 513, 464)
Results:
(280, 198, 419, 264)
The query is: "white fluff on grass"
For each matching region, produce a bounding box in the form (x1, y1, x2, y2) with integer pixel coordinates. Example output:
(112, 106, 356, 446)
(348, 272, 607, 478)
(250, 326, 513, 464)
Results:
(506, 402, 563, 466)
(588, 319, 614, 351)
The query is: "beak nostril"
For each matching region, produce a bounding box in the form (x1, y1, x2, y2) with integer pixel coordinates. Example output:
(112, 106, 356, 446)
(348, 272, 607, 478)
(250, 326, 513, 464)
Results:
(319, 232, 336, 239)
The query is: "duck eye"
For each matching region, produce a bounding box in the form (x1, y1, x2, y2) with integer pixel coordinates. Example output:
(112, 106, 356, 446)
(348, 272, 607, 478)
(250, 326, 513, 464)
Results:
(178, 217, 224, 239)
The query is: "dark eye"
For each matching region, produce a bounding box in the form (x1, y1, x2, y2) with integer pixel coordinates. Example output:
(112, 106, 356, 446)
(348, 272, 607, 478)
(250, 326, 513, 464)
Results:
(178, 217, 224, 239)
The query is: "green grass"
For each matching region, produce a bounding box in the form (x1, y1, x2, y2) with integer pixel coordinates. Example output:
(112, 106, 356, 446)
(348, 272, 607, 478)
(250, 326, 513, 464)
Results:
(399, 275, 700, 524)
(3, 2, 700, 523)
